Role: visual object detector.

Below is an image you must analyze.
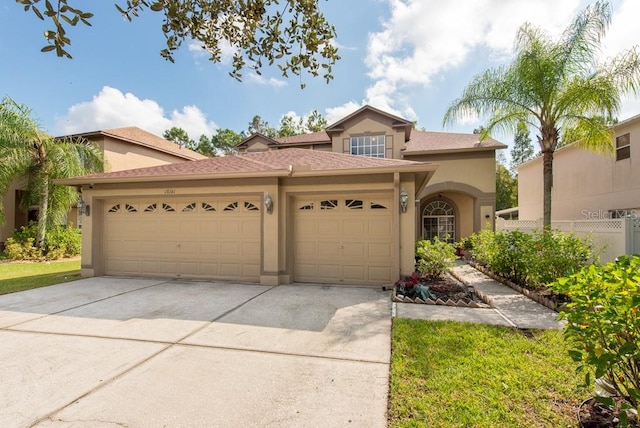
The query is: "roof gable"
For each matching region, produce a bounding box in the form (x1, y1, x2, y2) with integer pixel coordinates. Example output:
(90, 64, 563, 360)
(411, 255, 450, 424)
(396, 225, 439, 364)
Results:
(62, 127, 207, 161)
(326, 105, 413, 141)
(235, 132, 281, 149)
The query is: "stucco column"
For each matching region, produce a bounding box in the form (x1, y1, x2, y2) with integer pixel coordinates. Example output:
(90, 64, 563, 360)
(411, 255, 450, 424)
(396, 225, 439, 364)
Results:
(261, 180, 280, 286)
(399, 174, 416, 278)
(79, 189, 102, 277)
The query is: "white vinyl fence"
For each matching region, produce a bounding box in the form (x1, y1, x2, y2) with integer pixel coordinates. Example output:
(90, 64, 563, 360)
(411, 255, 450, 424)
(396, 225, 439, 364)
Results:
(495, 217, 640, 263)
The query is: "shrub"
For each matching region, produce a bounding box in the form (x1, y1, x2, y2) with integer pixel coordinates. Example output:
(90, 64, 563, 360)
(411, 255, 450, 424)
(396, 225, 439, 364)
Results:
(466, 228, 598, 291)
(467, 228, 497, 267)
(2, 221, 81, 260)
(550, 255, 640, 418)
(529, 230, 597, 286)
(46, 223, 82, 258)
(415, 237, 456, 280)
(491, 230, 534, 285)
(3, 236, 42, 260)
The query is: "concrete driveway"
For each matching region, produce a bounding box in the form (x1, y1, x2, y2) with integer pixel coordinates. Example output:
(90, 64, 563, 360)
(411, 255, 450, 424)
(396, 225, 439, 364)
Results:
(0, 278, 391, 427)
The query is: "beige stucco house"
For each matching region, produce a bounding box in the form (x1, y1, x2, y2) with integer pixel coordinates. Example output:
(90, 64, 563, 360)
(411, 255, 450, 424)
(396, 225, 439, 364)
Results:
(58, 106, 505, 286)
(518, 114, 640, 220)
(0, 127, 206, 249)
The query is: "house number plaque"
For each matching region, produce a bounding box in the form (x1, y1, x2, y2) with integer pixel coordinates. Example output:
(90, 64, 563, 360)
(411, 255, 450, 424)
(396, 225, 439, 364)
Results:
(164, 189, 176, 195)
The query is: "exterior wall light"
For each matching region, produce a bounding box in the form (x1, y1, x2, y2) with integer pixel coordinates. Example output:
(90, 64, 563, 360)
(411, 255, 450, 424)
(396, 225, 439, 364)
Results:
(264, 192, 274, 214)
(400, 189, 409, 213)
(78, 196, 90, 216)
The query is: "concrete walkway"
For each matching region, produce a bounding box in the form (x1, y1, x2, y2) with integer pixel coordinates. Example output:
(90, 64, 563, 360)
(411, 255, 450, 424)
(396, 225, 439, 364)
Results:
(395, 261, 565, 330)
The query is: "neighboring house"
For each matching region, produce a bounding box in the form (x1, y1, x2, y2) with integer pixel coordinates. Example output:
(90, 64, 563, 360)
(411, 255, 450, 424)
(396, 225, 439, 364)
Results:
(58, 105, 505, 286)
(518, 114, 640, 220)
(0, 127, 206, 248)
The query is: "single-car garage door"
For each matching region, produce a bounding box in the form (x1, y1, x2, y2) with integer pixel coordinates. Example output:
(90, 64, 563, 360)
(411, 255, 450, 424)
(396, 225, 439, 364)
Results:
(103, 197, 261, 281)
(293, 194, 394, 285)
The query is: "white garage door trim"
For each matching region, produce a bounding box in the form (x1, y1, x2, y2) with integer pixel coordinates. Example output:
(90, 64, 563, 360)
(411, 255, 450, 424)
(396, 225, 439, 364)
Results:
(103, 197, 261, 281)
(293, 193, 394, 285)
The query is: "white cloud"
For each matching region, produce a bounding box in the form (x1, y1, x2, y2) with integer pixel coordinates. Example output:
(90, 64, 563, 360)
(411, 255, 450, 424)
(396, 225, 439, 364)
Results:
(325, 101, 362, 124)
(601, 0, 640, 59)
(364, 0, 583, 116)
(55, 86, 218, 138)
(245, 72, 287, 88)
(188, 39, 236, 65)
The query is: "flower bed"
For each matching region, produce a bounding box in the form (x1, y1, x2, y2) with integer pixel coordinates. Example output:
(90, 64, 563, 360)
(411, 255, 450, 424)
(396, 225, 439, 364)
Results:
(392, 272, 488, 308)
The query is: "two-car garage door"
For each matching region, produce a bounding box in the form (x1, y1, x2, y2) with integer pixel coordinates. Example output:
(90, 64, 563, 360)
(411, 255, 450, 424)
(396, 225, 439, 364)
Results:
(103, 197, 261, 282)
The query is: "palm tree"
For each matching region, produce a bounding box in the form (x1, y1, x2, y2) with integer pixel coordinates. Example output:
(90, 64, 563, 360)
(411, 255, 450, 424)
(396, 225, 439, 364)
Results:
(0, 97, 104, 248)
(443, 1, 640, 226)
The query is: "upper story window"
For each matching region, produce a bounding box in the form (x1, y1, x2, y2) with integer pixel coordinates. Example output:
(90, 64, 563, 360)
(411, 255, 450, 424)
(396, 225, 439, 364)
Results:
(616, 133, 630, 161)
(350, 135, 385, 158)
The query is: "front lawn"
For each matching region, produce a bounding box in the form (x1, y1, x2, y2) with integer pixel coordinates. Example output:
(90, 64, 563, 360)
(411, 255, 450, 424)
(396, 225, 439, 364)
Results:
(390, 319, 588, 427)
(0, 258, 81, 295)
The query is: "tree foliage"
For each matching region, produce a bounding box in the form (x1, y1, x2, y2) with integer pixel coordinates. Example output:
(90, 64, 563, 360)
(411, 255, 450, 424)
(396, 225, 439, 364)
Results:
(496, 160, 517, 211)
(305, 109, 327, 132)
(163, 126, 241, 156)
(245, 115, 277, 138)
(278, 114, 303, 137)
(0, 96, 104, 248)
(16, 0, 340, 87)
(510, 121, 534, 170)
(443, 1, 640, 226)
(163, 127, 195, 150)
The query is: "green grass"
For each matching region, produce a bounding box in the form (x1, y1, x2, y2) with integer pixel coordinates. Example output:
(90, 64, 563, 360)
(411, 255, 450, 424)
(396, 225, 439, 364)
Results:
(0, 259, 81, 295)
(389, 319, 588, 428)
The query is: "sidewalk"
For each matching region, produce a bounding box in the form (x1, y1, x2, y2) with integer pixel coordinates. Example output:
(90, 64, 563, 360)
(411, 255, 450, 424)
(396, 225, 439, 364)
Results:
(394, 261, 565, 330)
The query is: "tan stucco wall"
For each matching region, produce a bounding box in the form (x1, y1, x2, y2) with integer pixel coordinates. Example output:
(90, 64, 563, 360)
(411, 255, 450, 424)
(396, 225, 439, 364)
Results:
(407, 151, 497, 238)
(330, 111, 407, 159)
(240, 138, 272, 153)
(101, 136, 193, 172)
(518, 117, 640, 220)
(1, 182, 20, 247)
(409, 151, 496, 193)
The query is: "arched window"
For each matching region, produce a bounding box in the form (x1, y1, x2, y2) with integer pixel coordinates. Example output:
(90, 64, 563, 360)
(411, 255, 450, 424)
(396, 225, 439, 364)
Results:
(422, 200, 455, 243)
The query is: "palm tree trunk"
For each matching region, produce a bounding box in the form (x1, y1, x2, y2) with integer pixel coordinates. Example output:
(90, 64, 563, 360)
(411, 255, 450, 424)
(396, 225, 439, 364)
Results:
(542, 149, 553, 227)
(36, 186, 48, 248)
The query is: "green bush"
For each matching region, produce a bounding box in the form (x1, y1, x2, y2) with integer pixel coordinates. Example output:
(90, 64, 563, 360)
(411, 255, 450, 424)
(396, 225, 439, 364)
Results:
(529, 230, 597, 286)
(467, 228, 498, 267)
(2, 221, 81, 260)
(491, 230, 534, 285)
(415, 237, 456, 280)
(550, 255, 640, 417)
(466, 228, 597, 290)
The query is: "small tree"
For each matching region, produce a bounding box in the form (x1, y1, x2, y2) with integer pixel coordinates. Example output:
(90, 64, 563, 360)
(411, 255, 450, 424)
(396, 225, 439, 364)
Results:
(0, 97, 104, 248)
(444, 1, 640, 227)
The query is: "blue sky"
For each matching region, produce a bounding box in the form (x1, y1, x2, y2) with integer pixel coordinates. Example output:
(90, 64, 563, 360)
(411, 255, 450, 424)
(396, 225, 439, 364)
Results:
(1, 0, 639, 149)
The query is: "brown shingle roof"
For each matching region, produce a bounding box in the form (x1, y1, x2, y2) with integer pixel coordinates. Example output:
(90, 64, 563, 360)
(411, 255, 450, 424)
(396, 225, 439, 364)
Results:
(63, 127, 208, 161)
(267, 129, 506, 153)
(274, 131, 330, 145)
(57, 148, 433, 185)
(245, 147, 419, 169)
(403, 130, 507, 154)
